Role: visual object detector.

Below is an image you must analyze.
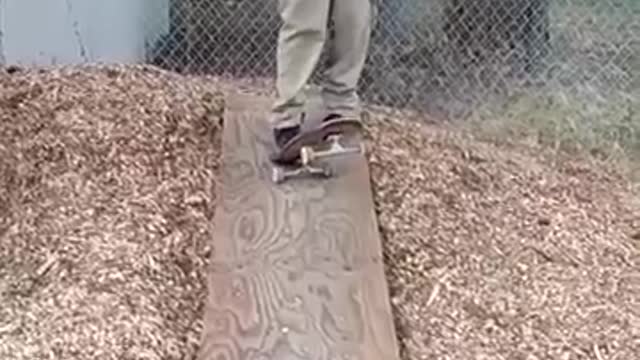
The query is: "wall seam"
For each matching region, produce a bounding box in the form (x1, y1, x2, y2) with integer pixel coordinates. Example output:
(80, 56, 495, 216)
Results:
(0, 0, 5, 64)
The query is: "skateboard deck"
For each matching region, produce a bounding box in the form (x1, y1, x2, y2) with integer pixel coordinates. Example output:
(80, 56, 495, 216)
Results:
(271, 117, 366, 184)
(197, 92, 401, 360)
(270, 117, 363, 165)
(271, 133, 366, 184)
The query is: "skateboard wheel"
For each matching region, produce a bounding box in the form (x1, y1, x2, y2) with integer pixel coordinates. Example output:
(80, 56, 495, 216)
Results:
(322, 167, 333, 177)
(272, 168, 284, 184)
(300, 146, 313, 164)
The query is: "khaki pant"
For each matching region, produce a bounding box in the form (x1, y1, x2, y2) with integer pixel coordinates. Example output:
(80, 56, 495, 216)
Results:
(271, 0, 372, 129)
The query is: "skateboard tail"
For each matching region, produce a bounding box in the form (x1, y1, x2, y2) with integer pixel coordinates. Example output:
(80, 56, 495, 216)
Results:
(271, 118, 363, 165)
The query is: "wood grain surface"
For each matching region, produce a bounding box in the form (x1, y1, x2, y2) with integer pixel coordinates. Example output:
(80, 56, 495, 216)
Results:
(197, 92, 400, 360)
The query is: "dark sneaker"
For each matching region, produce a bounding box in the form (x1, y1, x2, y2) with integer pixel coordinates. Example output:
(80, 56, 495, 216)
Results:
(319, 113, 363, 138)
(321, 112, 362, 124)
(321, 113, 342, 123)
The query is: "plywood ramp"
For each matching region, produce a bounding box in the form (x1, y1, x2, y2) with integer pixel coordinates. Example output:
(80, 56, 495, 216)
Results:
(197, 92, 400, 360)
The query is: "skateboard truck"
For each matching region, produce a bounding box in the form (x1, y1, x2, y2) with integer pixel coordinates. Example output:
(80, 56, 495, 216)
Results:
(272, 134, 364, 184)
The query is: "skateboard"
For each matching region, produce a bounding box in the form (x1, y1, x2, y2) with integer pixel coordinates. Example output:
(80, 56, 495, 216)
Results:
(270, 117, 365, 184)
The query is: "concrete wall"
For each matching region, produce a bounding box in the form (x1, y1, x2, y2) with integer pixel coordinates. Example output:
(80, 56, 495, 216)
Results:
(0, 0, 169, 66)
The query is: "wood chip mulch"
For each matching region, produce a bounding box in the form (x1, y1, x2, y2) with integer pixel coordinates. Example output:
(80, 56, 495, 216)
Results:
(0, 64, 223, 359)
(1, 64, 638, 360)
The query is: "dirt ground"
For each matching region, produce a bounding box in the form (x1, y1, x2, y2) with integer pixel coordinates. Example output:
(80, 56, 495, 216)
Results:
(1, 64, 638, 360)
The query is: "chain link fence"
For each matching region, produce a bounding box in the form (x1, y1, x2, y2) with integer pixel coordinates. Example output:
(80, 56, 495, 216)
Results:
(145, 0, 638, 125)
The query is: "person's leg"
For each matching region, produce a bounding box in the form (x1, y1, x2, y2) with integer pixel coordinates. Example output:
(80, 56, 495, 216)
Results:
(271, 0, 332, 147)
(320, 0, 372, 121)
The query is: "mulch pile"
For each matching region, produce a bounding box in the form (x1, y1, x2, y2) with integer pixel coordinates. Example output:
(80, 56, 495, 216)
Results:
(1, 65, 638, 360)
(0, 65, 223, 359)
(365, 116, 640, 359)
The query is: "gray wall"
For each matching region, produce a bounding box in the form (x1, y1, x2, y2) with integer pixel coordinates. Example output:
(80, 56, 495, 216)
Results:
(0, 0, 169, 66)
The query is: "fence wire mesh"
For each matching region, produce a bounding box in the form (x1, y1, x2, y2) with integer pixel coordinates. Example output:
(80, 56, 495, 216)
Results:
(146, 0, 638, 122)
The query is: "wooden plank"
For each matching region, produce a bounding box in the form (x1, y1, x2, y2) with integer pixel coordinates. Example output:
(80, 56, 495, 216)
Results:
(197, 92, 400, 360)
